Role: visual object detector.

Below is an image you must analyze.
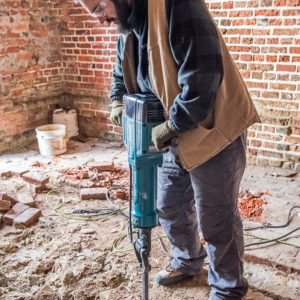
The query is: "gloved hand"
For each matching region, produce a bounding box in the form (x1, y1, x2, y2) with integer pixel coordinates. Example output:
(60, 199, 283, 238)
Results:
(152, 120, 178, 151)
(110, 99, 123, 127)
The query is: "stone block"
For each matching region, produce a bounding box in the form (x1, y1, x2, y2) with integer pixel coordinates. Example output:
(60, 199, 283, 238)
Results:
(80, 188, 107, 200)
(13, 207, 41, 228)
(88, 161, 115, 172)
(0, 200, 11, 210)
(22, 172, 50, 185)
(4, 203, 30, 225)
(17, 194, 35, 207)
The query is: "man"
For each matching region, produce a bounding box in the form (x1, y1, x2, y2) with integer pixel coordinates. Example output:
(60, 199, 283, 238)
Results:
(76, 0, 261, 299)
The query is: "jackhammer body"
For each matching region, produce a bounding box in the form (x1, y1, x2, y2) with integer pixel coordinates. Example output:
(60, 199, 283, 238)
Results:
(122, 94, 165, 300)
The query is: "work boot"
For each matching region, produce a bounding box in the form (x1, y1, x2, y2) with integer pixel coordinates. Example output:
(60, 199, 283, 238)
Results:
(155, 264, 192, 285)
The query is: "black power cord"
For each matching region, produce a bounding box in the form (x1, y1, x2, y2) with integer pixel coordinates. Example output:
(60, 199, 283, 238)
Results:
(244, 206, 300, 248)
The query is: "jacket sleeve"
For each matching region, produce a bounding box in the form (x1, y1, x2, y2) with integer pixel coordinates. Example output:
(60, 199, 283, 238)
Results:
(166, 0, 224, 132)
(110, 35, 127, 101)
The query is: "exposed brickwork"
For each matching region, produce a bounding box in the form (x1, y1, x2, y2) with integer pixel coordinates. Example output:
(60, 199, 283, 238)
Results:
(0, 0, 64, 153)
(0, 0, 299, 169)
(208, 1, 300, 169)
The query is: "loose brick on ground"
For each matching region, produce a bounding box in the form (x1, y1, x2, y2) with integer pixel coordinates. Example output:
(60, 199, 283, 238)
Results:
(88, 161, 115, 172)
(17, 194, 35, 207)
(22, 172, 50, 185)
(4, 203, 30, 225)
(0, 171, 12, 177)
(0, 193, 17, 205)
(28, 183, 49, 195)
(80, 187, 107, 200)
(13, 207, 41, 228)
(0, 200, 12, 210)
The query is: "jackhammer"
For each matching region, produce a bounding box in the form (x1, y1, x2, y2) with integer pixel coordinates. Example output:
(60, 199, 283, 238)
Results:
(122, 94, 165, 300)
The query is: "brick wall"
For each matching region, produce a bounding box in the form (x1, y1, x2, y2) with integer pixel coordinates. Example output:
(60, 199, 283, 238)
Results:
(0, 0, 299, 170)
(0, 0, 64, 152)
(208, 0, 300, 170)
(60, 0, 120, 138)
(61, 0, 300, 170)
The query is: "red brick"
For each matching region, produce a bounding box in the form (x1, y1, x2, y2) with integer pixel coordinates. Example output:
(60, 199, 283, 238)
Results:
(270, 83, 296, 91)
(0, 200, 12, 210)
(0, 171, 12, 177)
(276, 65, 296, 72)
(6, 46, 20, 53)
(223, 1, 233, 9)
(284, 136, 300, 144)
(290, 47, 300, 54)
(255, 9, 280, 16)
(273, 28, 299, 35)
(13, 207, 41, 228)
(288, 0, 300, 5)
(3, 203, 29, 225)
(88, 161, 115, 171)
(80, 188, 107, 200)
(22, 172, 49, 185)
(250, 139, 262, 147)
(28, 184, 49, 195)
(0, 193, 17, 205)
(274, 0, 286, 5)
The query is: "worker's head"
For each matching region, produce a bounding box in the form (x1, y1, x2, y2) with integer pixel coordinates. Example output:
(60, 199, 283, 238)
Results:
(74, 0, 133, 33)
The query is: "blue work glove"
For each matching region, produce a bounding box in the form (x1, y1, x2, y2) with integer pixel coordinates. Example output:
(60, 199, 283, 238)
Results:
(152, 120, 178, 151)
(110, 99, 123, 127)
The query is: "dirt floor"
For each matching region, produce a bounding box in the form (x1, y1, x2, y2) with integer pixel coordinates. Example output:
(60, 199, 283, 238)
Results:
(0, 138, 299, 300)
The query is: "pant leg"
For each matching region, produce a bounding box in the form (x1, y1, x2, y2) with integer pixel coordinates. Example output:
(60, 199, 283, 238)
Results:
(157, 147, 207, 275)
(190, 132, 248, 299)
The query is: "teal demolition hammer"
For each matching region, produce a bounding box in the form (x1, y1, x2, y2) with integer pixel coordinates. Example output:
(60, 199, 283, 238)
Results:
(122, 94, 165, 300)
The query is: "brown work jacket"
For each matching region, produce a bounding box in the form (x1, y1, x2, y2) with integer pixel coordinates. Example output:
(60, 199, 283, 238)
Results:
(121, 0, 261, 171)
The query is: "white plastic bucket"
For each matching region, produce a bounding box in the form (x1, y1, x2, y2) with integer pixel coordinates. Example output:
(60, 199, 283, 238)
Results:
(35, 124, 69, 156)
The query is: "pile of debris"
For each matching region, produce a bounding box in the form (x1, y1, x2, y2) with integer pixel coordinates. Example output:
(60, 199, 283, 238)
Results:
(0, 171, 49, 228)
(59, 160, 130, 200)
(238, 192, 268, 222)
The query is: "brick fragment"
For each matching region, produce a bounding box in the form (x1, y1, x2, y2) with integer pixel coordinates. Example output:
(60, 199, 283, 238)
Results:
(80, 188, 107, 200)
(0, 193, 17, 205)
(22, 172, 50, 185)
(4, 203, 29, 225)
(88, 161, 115, 172)
(0, 200, 11, 210)
(17, 194, 35, 207)
(0, 171, 12, 177)
(28, 184, 49, 195)
(13, 207, 41, 228)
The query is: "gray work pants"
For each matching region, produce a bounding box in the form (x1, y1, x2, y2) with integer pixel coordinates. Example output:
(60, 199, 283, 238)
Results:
(157, 132, 248, 299)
